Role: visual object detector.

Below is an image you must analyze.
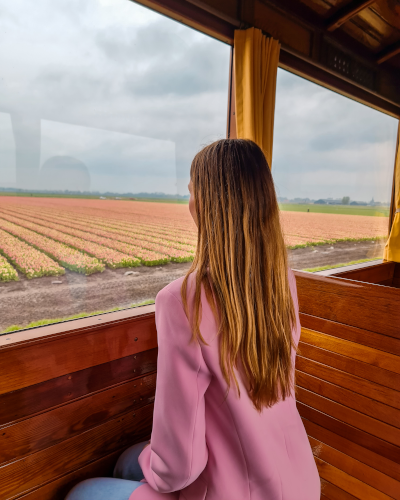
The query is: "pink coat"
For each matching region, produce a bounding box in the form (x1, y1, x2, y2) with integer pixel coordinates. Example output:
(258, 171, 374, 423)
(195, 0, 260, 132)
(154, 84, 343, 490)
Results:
(132, 270, 320, 500)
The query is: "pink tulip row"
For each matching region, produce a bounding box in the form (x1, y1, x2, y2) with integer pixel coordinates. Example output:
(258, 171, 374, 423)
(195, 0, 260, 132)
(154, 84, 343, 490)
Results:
(0, 218, 105, 275)
(0, 253, 18, 282)
(1, 208, 191, 264)
(0, 228, 64, 279)
(8, 206, 198, 249)
(0, 213, 140, 269)
(10, 209, 195, 262)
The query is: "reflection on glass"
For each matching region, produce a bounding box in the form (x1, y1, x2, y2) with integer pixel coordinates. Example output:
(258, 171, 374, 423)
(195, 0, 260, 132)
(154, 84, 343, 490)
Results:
(0, 0, 230, 334)
(273, 69, 398, 273)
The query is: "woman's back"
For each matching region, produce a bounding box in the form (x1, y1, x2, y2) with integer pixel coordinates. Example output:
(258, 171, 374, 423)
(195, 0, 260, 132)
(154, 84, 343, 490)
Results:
(135, 269, 320, 500)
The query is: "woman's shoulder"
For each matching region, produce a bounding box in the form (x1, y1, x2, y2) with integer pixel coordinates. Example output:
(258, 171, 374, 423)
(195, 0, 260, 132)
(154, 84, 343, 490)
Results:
(156, 275, 186, 306)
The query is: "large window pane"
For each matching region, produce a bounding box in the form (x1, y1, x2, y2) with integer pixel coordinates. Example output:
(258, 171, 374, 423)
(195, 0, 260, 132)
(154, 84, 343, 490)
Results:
(0, 0, 230, 334)
(273, 69, 398, 273)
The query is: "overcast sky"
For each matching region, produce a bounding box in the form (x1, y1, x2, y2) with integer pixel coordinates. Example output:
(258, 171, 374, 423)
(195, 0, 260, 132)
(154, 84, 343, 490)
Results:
(0, 0, 398, 201)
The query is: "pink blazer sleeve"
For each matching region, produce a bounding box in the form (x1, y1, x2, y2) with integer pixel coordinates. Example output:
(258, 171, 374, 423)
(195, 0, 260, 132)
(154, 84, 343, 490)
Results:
(138, 286, 211, 493)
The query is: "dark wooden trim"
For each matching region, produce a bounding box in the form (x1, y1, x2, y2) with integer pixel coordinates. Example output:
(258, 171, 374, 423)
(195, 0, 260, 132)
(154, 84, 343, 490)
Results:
(377, 41, 400, 65)
(133, 0, 235, 44)
(329, 261, 395, 285)
(320, 479, 359, 500)
(0, 348, 157, 426)
(279, 48, 400, 118)
(326, 0, 376, 32)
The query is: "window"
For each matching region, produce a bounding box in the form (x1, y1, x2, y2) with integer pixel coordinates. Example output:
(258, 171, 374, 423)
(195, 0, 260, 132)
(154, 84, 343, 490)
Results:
(0, 0, 230, 334)
(273, 69, 398, 273)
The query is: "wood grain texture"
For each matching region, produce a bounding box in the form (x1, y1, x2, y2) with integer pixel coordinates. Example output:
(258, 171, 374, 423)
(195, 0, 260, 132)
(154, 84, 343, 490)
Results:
(315, 456, 392, 499)
(0, 314, 157, 395)
(16, 449, 123, 500)
(327, 0, 377, 31)
(308, 436, 400, 498)
(294, 271, 400, 338)
(298, 401, 400, 465)
(299, 312, 400, 356)
(0, 348, 157, 426)
(300, 328, 400, 374)
(298, 341, 400, 391)
(0, 373, 156, 464)
(331, 261, 395, 285)
(296, 356, 400, 409)
(320, 478, 368, 500)
(297, 387, 400, 451)
(303, 418, 400, 482)
(0, 403, 153, 499)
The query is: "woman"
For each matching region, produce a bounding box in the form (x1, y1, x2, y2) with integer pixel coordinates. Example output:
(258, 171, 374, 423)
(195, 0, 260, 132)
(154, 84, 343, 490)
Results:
(66, 139, 320, 500)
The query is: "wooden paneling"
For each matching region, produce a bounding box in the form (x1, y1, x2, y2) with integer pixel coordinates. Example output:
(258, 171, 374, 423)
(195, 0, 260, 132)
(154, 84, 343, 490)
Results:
(0, 348, 157, 425)
(0, 312, 157, 395)
(0, 403, 153, 499)
(320, 479, 359, 500)
(0, 374, 156, 464)
(17, 449, 123, 500)
(294, 271, 400, 338)
(331, 261, 395, 285)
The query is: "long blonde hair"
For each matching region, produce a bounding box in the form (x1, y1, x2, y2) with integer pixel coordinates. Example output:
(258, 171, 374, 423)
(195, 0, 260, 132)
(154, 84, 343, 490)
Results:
(181, 139, 296, 411)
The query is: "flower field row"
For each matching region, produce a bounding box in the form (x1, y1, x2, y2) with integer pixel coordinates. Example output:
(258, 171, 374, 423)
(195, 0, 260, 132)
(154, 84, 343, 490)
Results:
(5, 208, 195, 260)
(1, 208, 194, 263)
(0, 228, 64, 279)
(7, 206, 198, 248)
(0, 254, 18, 282)
(0, 218, 105, 275)
(0, 213, 141, 269)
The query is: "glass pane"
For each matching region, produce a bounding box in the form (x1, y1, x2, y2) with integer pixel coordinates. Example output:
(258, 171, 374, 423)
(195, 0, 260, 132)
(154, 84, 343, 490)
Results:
(0, 0, 230, 334)
(273, 69, 398, 273)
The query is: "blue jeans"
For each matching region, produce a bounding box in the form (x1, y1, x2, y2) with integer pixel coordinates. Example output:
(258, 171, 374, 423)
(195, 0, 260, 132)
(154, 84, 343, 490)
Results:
(65, 441, 147, 500)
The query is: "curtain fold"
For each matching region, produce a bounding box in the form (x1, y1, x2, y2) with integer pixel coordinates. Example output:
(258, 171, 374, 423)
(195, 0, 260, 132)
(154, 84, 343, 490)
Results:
(384, 122, 400, 262)
(234, 28, 280, 168)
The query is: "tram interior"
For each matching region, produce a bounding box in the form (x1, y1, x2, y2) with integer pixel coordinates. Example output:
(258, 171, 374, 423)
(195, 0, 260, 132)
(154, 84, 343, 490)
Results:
(0, 0, 400, 499)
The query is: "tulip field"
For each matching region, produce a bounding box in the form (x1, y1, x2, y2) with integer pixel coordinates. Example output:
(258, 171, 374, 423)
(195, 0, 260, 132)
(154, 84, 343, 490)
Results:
(0, 196, 388, 282)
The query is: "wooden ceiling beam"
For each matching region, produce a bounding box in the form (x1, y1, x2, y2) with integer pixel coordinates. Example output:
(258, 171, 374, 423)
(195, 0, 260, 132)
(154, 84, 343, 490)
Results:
(377, 40, 400, 64)
(327, 0, 376, 32)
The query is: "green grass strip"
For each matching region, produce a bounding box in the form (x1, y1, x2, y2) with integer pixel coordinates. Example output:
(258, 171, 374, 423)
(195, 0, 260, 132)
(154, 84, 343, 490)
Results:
(287, 236, 386, 250)
(1, 299, 155, 334)
(304, 258, 381, 273)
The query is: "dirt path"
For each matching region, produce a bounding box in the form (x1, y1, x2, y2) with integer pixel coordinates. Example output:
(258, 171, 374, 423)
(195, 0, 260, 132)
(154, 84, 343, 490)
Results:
(0, 240, 386, 332)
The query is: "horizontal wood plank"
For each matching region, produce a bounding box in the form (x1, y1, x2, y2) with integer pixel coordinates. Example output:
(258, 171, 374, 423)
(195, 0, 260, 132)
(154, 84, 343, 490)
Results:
(0, 314, 157, 395)
(296, 356, 400, 409)
(294, 271, 400, 338)
(320, 479, 359, 500)
(298, 341, 400, 391)
(0, 348, 157, 426)
(299, 313, 400, 356)
(17, 449, 122, 500)
(308, 436, 400, 498)
(300, 328, 400, 375)
(0, 373, 156, 464)
(0, 403, 153, 499)
(302, 418, 400, 483)
(315, 457, 391, 500)
(298, 402, 400, 465)
(331, 262, 395, 284)
(296, 388, 400, 453)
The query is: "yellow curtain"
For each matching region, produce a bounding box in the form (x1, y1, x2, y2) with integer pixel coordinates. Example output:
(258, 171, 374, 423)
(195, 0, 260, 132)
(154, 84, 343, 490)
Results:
(384, 122, 400, 262)
(234, 28, 280, 168)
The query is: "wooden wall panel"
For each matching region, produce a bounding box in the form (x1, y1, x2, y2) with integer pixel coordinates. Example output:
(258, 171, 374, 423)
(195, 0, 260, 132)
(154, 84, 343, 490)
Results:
(0, 403, 153, 499)
(294, 271, 400, 338)
(0, 313, 157, 395)
(0, 373, 156, 464)
(331, 261, 395, 285)
(0, 348, 157, 426)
